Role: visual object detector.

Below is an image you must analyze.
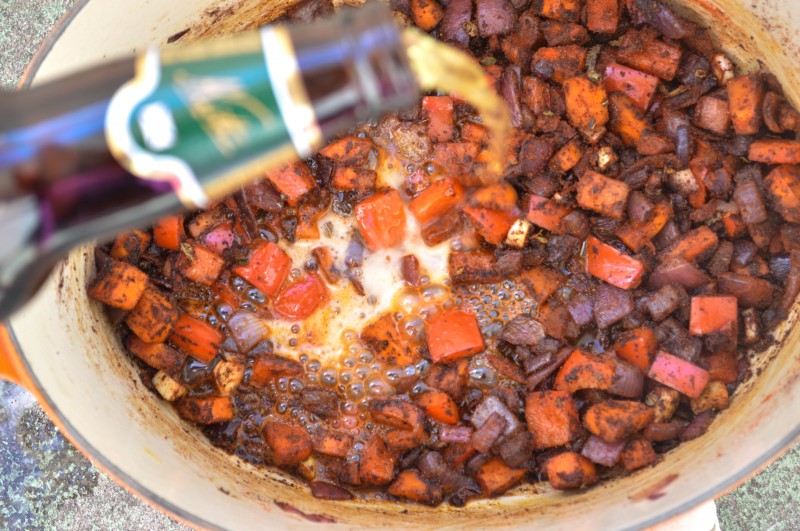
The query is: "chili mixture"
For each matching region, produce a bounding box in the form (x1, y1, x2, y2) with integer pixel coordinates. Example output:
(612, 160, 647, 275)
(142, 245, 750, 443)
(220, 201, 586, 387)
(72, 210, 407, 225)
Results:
(89, 0, 800, 505)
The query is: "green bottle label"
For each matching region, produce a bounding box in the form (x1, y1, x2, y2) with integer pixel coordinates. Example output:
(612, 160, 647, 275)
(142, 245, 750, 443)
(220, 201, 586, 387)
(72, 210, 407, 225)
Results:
(105, 27, 321, 208)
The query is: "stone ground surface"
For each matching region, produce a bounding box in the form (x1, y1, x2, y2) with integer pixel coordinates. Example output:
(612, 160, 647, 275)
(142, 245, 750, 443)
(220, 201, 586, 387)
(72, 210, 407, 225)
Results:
(1, 0, 800, 529)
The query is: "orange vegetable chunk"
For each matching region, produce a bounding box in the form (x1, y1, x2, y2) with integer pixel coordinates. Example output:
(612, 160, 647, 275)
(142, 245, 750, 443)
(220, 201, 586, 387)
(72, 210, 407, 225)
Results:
(763, 164, 800, 223)
(603, 63, 658, 112)
(422, 95, 455, 142)
(727, 74, 764, 135)
(689, 295, 738, 335)
(175, 396, 234, 424)
(153, 215, 185, 251)
(178, 243, 225, 286)
(614, 327, 657, 372)
(234, 241, 291, 296)
(125, 287, 178, 343)
(356, 189, 407, 251)
(749, 140, 800, 164)
(555, 349, 617, 393)
(583, 400, 654, 442)
(87, 259, 148, 310)
(474, 458, 527, 496)
(463, 206, 517, 244)
(526, 195, 571, 234)
(525, 390, 581, 449)
(319, 136, 373, 164)
(265, 421, 313, 465)
(410, 0, 444, 31)
(586, 0, 618, 33)
(169, 313, 222, 363)
(265, 162, 316, 206)
(576, 170, 630, 219)
(563, 77, 609, 133)
(273, 274, 327, 321)
(416, 390, 460, 424)
(545, 452, 598, 490)
(409, 177, 465, 225)
(427, 310, 485, 363)
(586, 235, 644, 289)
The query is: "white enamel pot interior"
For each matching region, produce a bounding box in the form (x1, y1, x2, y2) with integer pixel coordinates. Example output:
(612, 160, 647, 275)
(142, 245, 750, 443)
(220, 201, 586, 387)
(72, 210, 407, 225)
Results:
(7, 0, 800, 529)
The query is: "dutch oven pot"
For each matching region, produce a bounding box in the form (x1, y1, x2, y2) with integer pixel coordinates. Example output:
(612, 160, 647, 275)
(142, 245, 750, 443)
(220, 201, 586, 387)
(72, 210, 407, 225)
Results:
(2, 0, 800, 528)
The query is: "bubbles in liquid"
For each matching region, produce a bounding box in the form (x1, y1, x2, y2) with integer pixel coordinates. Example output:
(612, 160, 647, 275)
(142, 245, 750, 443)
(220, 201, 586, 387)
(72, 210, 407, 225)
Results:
(358, 351, 374, 364)
(343, 330, 357, 343)
(307, 360, 321, 373)
(347, 383, 365, 400)
(321, 368, 338, 387)
(343, 416, 358, 430)
(356, 367, 370, 381)
(342, 356, 356, 368)
(289, 378, 304, 394)
(469, 366, 498, 388)
(341, 401, 358, 415)
(366, 376, 394, 397)
(216, 304, 233, 321)
(340, 371, 353, 384)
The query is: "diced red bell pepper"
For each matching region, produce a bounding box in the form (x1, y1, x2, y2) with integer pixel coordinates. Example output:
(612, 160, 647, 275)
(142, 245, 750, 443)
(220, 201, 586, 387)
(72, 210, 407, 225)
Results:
(586, 236, 644, 289)
(356, 189, 407, 251)
(647, 351, 710, 398)
(463, 206, 517, 245)
(422, 96, 455, 143)
(689, 295, 738, 335)
(603, 63, 659, 113)
(234, 241, 291, 296)
(427, 310, 485, 363)
(273, 274, 328, 321)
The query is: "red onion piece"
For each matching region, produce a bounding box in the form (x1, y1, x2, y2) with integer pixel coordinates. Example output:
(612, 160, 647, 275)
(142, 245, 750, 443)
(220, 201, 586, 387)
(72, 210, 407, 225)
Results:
(469, 395, 520, 435)
(648, 259, 710, 290)
(718, 273, 776, 308)
(581, 435, 626, 467)
(440, 0, 472, 48)
(471, 412, 508, 453)
(650, 4, 692, 39)
(475, 0, 515, 37)
(500, 66, 523, 128)
(203, 223, 235, 254)
(609, 360, 645, 398)
(228, 310, 271, 353)
(440, 425, 474, 443)
(310, 481, 354, 500)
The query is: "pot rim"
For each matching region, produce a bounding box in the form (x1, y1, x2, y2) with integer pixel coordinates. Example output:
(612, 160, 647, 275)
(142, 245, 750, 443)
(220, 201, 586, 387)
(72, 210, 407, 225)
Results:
(12, 1, 800, 529)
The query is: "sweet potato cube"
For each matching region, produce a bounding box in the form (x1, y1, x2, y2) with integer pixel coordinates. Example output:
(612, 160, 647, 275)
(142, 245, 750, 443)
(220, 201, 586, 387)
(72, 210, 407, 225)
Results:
(531, 45, 587, 84)
(125, 287, 178, 343)
(603, 63, 659, 113)
(388, 470, 443, 505)
(265, 162, 316, 206)
(410, 0, 445, 31)
(265, 421, 313, 466)
(127, 336, 185, 374)
(563, 77, 609, 133)
(617, 30, 682, 80)
(175, 396, 234, 424)
(614, 327, 657, 372)
(177, 243, 225, 286)
(689, 296, 738, 336)
(416, 390, 460, 424)
(583, 400, 654, 443)
(526, 195, 571, 234)
(728, 74, 764, 135)
(620, 439, 658, 471)
(555, 349, 617, 393)
(361, 313, 419, 366)
(764, 164, 800, 223)
(319, 136, 373, 164)
(536, 0, 581, 21)
(463, 206, 517, 245)
(549, 139, 583, 173)
(749, 140, 800, 165)
(360, 435, 396, 486)
(88, 259, 148, 310)
(516, 264, 565, 304)
(356, 189, 407, 251)
(544, 452, 598, 490)
(474, 457, 527, 496)
(153, 215, 185, 251)
(525, 390, 581, 449)
(586, 0, 618, 33)
(576, 170, 630, 219)
(110, 230, 151, 261)
(660, 226, 719, 263)
(312, 429, 354, 458)
(705, 351, 738, 384)
(609, 92, 650, 146)
(427, 310, 485, 363)
(422, 95, 455, 142)
(331, 166, 376, 191)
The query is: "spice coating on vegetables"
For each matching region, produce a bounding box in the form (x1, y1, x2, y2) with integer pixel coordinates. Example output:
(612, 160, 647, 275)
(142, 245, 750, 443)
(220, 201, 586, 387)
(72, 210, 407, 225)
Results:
(89, 0, 800, 506)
